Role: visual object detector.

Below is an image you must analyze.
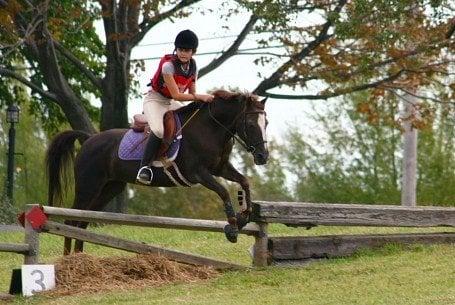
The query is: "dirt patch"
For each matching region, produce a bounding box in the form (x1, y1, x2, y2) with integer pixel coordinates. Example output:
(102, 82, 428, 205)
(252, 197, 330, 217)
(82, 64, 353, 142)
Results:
(0, 292, 14, 301)
(44, 253, 219, 296)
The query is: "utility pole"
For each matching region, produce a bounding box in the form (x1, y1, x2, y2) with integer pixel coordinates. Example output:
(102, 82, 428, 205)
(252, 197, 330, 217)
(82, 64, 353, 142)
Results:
(401, 92, 418, 206)
(400, 3, 420, 207)
(6, 121, 16, 200)
(5, 104, 20, 203)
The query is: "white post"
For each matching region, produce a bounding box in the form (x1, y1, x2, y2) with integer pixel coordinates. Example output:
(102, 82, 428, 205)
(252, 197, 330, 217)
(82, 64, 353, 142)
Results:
(401, 92, 418, 206)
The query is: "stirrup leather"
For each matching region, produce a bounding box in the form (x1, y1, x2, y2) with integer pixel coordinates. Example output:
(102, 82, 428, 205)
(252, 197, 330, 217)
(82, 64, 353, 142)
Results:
(136, 166, 153, 185)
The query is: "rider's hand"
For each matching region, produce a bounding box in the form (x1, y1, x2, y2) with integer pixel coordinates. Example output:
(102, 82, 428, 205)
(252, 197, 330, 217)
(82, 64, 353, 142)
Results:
(194, 94, 214, 103)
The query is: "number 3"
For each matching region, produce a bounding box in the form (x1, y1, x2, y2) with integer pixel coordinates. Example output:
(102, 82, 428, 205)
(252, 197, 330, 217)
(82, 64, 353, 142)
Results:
(31, 270, 46, 293)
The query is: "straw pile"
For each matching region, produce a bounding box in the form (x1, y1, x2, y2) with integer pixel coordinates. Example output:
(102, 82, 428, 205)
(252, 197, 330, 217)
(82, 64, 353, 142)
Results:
(45, 253, 218, 296)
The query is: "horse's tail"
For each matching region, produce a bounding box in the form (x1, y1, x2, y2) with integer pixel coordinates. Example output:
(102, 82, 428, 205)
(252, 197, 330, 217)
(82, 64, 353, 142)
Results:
(46, 130, 91, 206)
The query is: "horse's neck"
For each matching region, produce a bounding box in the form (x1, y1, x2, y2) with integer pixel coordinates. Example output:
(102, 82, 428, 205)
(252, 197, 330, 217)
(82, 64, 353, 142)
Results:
(180, 102, 238, 152)
(207, 100, 241, 126)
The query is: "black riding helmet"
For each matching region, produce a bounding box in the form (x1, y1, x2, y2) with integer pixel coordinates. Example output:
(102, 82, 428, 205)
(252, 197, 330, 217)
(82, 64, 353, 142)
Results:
(174, 30, 198, 51)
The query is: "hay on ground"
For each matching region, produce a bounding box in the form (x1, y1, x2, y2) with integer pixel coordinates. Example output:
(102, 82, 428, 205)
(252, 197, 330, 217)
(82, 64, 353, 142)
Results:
(45, 253, 218, 296)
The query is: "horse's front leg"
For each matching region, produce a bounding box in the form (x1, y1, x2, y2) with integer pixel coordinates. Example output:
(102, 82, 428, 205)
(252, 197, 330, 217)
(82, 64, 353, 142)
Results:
(217, 162, 252, 230)
(196, 168, 239, 243)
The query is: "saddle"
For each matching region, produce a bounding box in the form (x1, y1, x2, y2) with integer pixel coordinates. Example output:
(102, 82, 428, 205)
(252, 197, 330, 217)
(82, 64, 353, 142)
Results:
(131, 111, 179, 159)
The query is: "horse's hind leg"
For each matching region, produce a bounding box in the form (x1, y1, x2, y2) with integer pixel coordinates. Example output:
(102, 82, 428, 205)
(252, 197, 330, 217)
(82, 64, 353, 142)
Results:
(73, 181, 127, 253)
(63, 224, 74, 255)
(63, 174, 108, 255)
(63, 219, 89, 254)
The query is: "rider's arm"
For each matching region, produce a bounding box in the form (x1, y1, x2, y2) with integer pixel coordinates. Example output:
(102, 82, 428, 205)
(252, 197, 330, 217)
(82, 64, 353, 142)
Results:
(189, 82, 196, 94)
(163, 72, 213, 103)
(162, 73, 195, 101)
(188, 76, 211, 101)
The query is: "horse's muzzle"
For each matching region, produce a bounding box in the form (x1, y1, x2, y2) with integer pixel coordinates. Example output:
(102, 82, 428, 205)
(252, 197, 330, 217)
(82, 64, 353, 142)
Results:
(254, 152, 269, 165)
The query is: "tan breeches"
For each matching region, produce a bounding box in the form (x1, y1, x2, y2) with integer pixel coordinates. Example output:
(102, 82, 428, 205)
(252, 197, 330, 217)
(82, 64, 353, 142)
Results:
(143, 91, 184, 138)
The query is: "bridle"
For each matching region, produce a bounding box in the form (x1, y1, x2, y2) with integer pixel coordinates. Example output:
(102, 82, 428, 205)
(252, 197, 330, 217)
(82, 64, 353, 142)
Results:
(207, 102, 268, 153)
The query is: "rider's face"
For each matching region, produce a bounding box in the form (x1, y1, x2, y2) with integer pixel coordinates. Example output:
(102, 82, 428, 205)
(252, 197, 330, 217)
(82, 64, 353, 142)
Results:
(176, 48, 194, 63)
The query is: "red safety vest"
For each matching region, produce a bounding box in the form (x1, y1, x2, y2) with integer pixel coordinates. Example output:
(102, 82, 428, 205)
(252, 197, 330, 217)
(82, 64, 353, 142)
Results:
(150, 54, 196, 98)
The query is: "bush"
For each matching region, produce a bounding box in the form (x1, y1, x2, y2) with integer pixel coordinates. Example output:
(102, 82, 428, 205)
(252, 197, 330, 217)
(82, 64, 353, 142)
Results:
(0, 196, 19, 224)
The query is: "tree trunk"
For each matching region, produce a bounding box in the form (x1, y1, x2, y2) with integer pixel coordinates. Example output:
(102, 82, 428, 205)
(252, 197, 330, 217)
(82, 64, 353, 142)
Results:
(100, 55, 130, 212)
(100, 75, 129, 130)
(34, 21, 96, 134)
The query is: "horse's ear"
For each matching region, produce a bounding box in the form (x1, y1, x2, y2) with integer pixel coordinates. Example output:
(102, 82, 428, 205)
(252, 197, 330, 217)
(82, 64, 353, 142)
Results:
(260, 97, 268, 105)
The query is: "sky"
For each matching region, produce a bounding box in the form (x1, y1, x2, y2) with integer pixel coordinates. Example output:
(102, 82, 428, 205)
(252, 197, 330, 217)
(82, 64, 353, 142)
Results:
(122, 1, 329, 143)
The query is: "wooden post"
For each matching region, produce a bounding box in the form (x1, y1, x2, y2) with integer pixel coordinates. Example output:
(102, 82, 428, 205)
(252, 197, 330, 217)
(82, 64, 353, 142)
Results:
(23, 204, 39, 264)
(252, 222, 269, 267)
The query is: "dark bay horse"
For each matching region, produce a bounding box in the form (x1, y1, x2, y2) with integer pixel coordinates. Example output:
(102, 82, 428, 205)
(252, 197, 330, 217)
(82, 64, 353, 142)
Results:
(46, 90, 269, 254)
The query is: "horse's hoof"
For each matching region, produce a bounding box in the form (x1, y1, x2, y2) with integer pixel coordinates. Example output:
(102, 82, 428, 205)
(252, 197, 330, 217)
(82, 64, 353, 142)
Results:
(224, 224, 238, 243)
(236, 212, 249, 230)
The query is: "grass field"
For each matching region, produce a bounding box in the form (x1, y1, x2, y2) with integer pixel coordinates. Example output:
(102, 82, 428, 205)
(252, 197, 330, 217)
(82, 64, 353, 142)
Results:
(1, 224, 454, 304)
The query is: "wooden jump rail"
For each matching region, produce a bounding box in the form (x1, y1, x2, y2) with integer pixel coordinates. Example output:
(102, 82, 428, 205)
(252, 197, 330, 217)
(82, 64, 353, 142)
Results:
(268, 232, 455, 262)
(0, 243, 30, 255)
(20, 204, 263, 270)
(42, 221, 243, 270)
(10, 201, 455, 268)
(41, 206, 260, 235)
(0, 205, 39, 264)
(251, 201, 455, 227)
(250, 201, 455, 266)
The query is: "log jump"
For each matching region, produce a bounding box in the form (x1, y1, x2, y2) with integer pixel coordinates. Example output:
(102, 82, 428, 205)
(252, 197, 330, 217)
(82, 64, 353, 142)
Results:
(6, 201, 455, 268)
(250, 201, 455, 266)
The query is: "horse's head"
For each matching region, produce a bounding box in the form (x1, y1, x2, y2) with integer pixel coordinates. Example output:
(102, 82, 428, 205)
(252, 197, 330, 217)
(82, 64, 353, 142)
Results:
(240, 93, 269, 165)
(213, 90, 269, 165)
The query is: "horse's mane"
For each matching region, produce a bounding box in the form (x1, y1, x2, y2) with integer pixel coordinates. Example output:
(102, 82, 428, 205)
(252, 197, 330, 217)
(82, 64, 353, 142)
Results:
(212, 89, 243, 100)
(213, 90, 265, 110)
(176, 89, 263, 115)
(212, 89, 264, 109)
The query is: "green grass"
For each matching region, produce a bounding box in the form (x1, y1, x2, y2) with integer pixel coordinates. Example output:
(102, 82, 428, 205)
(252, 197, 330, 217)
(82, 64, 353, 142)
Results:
(1, 224, 455, 305)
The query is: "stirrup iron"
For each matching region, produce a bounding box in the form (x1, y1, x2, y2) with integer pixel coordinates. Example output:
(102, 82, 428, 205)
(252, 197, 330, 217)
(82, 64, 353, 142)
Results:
(136, 166, 153, 185)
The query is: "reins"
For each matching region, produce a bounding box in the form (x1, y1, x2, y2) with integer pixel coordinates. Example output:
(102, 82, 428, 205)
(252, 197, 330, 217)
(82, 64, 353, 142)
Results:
(175, 98, 267, 154)
(174, 106, 203, 137)
(207, 102, 267, 153)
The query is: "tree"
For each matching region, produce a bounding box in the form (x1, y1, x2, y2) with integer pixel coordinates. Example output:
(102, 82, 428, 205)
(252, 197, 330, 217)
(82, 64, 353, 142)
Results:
(0, 0, 256, 133)
(1, 1, 453, 133)
(283, 90, 454, 206)
(416, 102, 455, 206)
(252, 1, 455, 102)
(284, 91, 401, 203)
(1, 98, 51, 222)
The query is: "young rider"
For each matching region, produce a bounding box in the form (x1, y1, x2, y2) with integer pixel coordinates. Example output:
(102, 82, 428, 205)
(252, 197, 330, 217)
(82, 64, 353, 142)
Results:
(137, 29, 214, 185)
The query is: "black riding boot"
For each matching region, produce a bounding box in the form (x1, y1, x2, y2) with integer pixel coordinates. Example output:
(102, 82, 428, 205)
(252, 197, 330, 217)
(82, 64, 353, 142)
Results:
(136, 133, 162, 185)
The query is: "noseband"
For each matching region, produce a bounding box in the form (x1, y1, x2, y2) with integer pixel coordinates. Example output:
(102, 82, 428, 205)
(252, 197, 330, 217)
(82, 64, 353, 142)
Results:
(207, 102, 267, 153)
